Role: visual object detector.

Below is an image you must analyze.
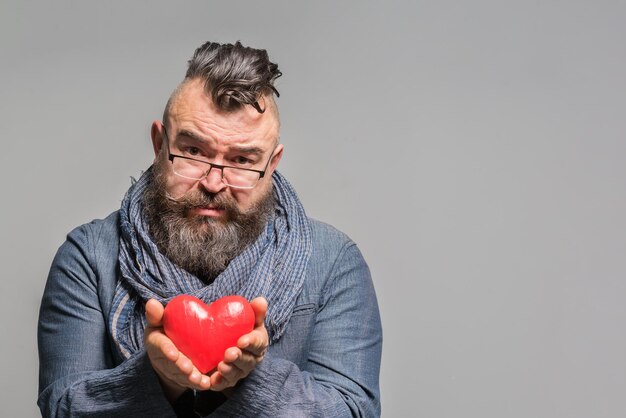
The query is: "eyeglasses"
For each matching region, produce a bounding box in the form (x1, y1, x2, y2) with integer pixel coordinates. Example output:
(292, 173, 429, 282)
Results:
(162, 126, 276, 189)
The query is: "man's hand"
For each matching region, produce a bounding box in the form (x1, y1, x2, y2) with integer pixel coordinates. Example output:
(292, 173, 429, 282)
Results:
(145, 298, 211, 402)
(209, 297, 269, 392)
(144, 297, 269, 400)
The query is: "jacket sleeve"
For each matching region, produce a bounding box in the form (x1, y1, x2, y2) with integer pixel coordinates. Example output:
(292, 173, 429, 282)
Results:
(212, 242, 383, 418)
(37, 224, 175, 418)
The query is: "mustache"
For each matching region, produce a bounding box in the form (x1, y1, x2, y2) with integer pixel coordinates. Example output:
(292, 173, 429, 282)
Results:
(164, 189, 240, 218)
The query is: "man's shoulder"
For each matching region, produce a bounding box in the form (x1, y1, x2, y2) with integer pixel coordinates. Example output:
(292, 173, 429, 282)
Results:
(307, 218, 362, 265)
(65, 210, 121, 252)
(303, 218, 371, 302)
(308, 218, 353, 248)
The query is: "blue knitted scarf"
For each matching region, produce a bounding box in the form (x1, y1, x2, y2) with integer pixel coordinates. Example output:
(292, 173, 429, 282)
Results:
(109, 167, 312, 360)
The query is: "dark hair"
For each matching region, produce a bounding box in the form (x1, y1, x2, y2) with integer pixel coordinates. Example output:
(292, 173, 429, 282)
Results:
(184, 41, 282, 113)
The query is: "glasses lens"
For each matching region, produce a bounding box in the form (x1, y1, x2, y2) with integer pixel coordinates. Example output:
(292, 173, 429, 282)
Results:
(172, 157, 207, 180)
(223, 167, 260, 188)
(170, 157, 260, 188)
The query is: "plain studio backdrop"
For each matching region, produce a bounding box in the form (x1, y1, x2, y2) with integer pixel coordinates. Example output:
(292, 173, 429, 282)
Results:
(1, 1, 625, 417)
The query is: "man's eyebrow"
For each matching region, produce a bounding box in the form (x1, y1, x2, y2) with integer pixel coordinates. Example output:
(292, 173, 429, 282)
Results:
(230, 145, 265, 156)
(175, 129, 266, 155)
(176, 129, 206, 143)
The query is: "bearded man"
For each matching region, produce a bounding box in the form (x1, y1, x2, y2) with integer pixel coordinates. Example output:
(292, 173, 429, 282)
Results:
(38, 41, 382, 418)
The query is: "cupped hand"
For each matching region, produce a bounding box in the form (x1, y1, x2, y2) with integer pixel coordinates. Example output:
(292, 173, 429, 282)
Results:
(208, 297, 269, 392)
(144, 298, 211, 402)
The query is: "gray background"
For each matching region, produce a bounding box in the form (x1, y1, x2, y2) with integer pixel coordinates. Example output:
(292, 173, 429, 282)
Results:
(1, 1, 625, 417)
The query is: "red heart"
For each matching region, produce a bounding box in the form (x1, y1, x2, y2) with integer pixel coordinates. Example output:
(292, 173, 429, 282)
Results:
(162, 295, 255, 373)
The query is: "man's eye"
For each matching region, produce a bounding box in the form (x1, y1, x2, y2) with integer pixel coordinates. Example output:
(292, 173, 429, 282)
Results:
(186, 147, 201, 156)
(233, 156, 252, 165)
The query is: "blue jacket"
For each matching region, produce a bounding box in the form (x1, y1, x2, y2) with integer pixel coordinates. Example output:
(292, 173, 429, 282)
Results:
(38, 211, 382, 417)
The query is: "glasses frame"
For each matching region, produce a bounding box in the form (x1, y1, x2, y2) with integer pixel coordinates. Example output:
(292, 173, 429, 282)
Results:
(161, 125, 276, 190)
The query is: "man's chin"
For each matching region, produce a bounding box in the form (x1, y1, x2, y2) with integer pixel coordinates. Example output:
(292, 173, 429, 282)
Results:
(185, 211, 230, 233)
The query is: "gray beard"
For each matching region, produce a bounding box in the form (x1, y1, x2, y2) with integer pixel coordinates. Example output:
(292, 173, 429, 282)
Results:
(142, 160, 275, 282)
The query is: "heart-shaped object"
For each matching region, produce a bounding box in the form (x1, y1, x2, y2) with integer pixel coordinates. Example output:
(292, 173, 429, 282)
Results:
(162, 294, 255, 373)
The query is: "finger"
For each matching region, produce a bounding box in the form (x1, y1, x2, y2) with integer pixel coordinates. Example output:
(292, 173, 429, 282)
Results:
(250, 297, 268, 327)
(222, 346, 262, 377)
(145, 332, 212, 395)
(145, 329, 179, 362)
(168, 352, 211, 390)
(145, 299, 164, 328)
(186, 368, 204, 386)
(237, 329, 268, 356)
(145, 331, 207, 388)
(173, 351, 195, 375)
(209, 371, 226, 390)
(198, 374, 211, 389)
(218, 359, 243, 380)
(223, 347, 241, 363)
(220, 348, 252, 376)
(209, 369, 239, 391)
(172, 353, 211, 390)
(168, 366, 211, 392)
(229, 351, 259, 375)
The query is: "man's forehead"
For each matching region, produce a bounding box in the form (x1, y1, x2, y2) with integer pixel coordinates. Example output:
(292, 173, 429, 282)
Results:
(170, 79, 278, 122)
(167, 80, 279, 142)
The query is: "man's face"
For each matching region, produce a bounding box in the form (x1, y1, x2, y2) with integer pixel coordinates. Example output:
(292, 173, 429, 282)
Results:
(145, 79, 283, 280)
(152, 79, 282, 215)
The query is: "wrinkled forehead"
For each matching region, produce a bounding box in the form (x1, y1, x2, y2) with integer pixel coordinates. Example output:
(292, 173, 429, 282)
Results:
(167, 79, 280, 142)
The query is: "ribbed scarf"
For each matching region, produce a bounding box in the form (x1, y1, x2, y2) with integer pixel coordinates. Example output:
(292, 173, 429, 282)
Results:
(108, 167, 312, 360)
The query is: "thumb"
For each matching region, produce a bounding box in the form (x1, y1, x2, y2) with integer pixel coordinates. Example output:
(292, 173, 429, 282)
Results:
(145, 298, 164, 327)
(250, 297, 268, 327)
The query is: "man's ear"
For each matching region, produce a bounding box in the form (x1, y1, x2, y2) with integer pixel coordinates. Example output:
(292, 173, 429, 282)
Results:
(268, 144, 284, 175)
(151, 121, 164, 160)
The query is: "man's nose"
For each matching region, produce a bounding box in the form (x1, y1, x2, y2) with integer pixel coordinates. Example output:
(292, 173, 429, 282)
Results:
(199, 166, 227, 193)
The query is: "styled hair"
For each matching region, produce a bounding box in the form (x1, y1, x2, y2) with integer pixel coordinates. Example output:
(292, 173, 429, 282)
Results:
(183, 40, 281, 114)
